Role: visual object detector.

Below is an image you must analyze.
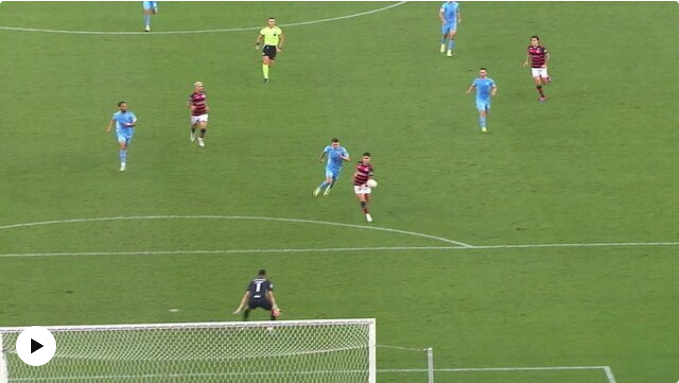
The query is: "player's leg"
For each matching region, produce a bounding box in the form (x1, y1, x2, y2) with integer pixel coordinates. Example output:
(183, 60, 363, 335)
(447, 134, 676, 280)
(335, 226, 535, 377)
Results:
(541, 68, 551, 85)
(324, 172, 339, 196)
(532, 68, 546, 101)
(197, 117, 208, 147)
(314, 170, 334, 196)
(262, 54, 271, 83)
(355, 187, 372, 222)
(243, 300, 260, 321)
(190, 116, 197, 142)
(261, 300, 277, 321)
(476, 102, 489, 132)
(440, 24, 450, 53)
(142, 2, 152, 32)
(118, 136, 128, 171)
(447, 27, 457, 57)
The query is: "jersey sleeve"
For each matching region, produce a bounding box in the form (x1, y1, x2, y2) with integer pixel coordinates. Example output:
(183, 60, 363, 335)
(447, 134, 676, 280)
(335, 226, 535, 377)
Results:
(246, 281, 253, 292)
(323, 146, 331, 154)
(111, 112, 117, 120)
(260, 28, 266, 36)
(471, 79, 478, 87)
(130, 112, 137, 122)
(268, 281, 274, 291)
(342, 149, 349, 157)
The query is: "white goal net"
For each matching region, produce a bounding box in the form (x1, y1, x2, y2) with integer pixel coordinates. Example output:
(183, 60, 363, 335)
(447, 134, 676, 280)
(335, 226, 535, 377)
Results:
(0, 319, 376, 383)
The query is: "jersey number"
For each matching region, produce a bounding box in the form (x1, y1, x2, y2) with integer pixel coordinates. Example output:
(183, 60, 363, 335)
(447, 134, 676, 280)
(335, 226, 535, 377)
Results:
(254, 281, 263, 293)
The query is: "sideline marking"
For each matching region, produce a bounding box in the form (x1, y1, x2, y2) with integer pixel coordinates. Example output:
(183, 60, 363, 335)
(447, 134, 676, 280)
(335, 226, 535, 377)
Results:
(0, 2, 408, 35)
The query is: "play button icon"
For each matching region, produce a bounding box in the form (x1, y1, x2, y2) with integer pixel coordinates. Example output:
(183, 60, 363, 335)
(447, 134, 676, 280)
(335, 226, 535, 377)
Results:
(31, 339, 44, 353)
(16, 326, 56, 366)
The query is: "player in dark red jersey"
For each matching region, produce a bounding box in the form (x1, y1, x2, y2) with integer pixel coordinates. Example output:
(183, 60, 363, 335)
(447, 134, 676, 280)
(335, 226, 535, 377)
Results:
(523, 35, 551, 102)
(353, 153, 375, 223)
(233, 269, 280, 321)
(187, 81, 209, 147)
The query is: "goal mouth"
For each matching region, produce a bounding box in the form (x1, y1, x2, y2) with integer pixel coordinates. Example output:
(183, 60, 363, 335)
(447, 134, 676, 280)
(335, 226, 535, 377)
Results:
(0, 319, 377, 383)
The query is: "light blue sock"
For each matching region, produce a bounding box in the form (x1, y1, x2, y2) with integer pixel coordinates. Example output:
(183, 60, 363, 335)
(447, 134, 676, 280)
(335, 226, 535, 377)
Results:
(448, 39, 455, 51)
(144, 15, 150, 27)
(318, 181, 329, 189)
(441, 37, 446, 44)
(120, 149, 127, 163)
(479, 116, 486, 128)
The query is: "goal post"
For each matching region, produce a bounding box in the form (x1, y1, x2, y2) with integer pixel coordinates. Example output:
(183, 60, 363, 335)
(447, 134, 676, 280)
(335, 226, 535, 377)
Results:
(0, 319, 376, 383)
(0, 333, 8, 383)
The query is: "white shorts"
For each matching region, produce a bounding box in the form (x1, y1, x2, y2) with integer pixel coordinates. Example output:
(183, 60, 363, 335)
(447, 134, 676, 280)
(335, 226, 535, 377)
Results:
(191, 114, 208, 125)
(531, 67, 549, 78)
(354, 185, 372, 195)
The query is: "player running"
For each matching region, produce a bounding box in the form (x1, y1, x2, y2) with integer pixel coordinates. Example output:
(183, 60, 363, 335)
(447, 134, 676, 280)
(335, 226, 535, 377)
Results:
(105, 101, 137, 172)
(314, 138, 350, 197)
(142, 1, 158, 32)
(255, 17, 285, 84)
(465, 68, 497, 133)
(523, 35, 551, 102)
(353, 153, 375, 223)
(187, 81, 209, 148)
(439, 1, 461, 57)
(233, 269, 280, 321)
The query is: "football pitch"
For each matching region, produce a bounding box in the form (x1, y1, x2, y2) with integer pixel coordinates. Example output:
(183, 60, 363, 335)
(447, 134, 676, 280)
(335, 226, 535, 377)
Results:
(1, 2, 678, 382)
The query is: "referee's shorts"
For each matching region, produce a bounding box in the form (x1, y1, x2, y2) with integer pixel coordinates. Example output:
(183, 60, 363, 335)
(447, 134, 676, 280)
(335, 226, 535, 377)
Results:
(262, 45, 277, 60)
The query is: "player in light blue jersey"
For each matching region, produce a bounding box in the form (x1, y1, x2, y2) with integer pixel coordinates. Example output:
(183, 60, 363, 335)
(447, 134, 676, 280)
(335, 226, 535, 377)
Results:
(439, 1, 461, 57)
(142, 1, 158, 32)
(106, 102, 137, 171)
(314, 138, 350, 197)
(465, 68, 497, 133)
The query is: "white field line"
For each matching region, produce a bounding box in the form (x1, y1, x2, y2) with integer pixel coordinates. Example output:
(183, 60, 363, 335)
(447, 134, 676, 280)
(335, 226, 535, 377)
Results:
(0, 2, 408, 35)
(603, 366, 618, 383)
(384, 366, 606, 373)
(6, 366, 615, 382)
(0, 215, 473, 247)
(2, 241, 679, 259)
(385, 366, 616, 383)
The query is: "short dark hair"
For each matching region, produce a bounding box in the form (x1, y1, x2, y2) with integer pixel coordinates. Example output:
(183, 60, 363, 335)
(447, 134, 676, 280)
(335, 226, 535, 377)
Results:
(331, 138, 339, 143)
(269, 17, 275, 20)
(118, 101, 126, 107)
(363, 152, 371, 157)
(258, 269, 266, 276)
(480, 68, 487, 71)
(531, 35, 540, 41)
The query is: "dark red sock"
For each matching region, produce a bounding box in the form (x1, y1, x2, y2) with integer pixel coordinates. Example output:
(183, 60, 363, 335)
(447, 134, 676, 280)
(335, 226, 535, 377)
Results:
(536, 85, 545, 97)
(361, 202, 369, 214)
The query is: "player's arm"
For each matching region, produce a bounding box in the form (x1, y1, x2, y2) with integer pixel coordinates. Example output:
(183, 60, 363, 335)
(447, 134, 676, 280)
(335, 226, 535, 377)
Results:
(233, 291, 251, 314)
(277, 33, 284, 51)
(319, 149, 327, 162)
(457, 10, 462, 24)
(438, 8, 446, 24)
(255, 34, 263, 50)
(125, 116, 137, 128)
(491, 85, 498, 97)
(105, 119, 114, 133)
(341, 151, 350, 162)
(543, 51, 550, 68)
(465, 83, 476, 94)
(523, 52, 530, 67)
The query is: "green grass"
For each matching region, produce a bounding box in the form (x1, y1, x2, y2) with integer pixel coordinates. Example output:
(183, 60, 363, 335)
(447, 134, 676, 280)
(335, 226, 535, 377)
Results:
(1, 2, 678, 382)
